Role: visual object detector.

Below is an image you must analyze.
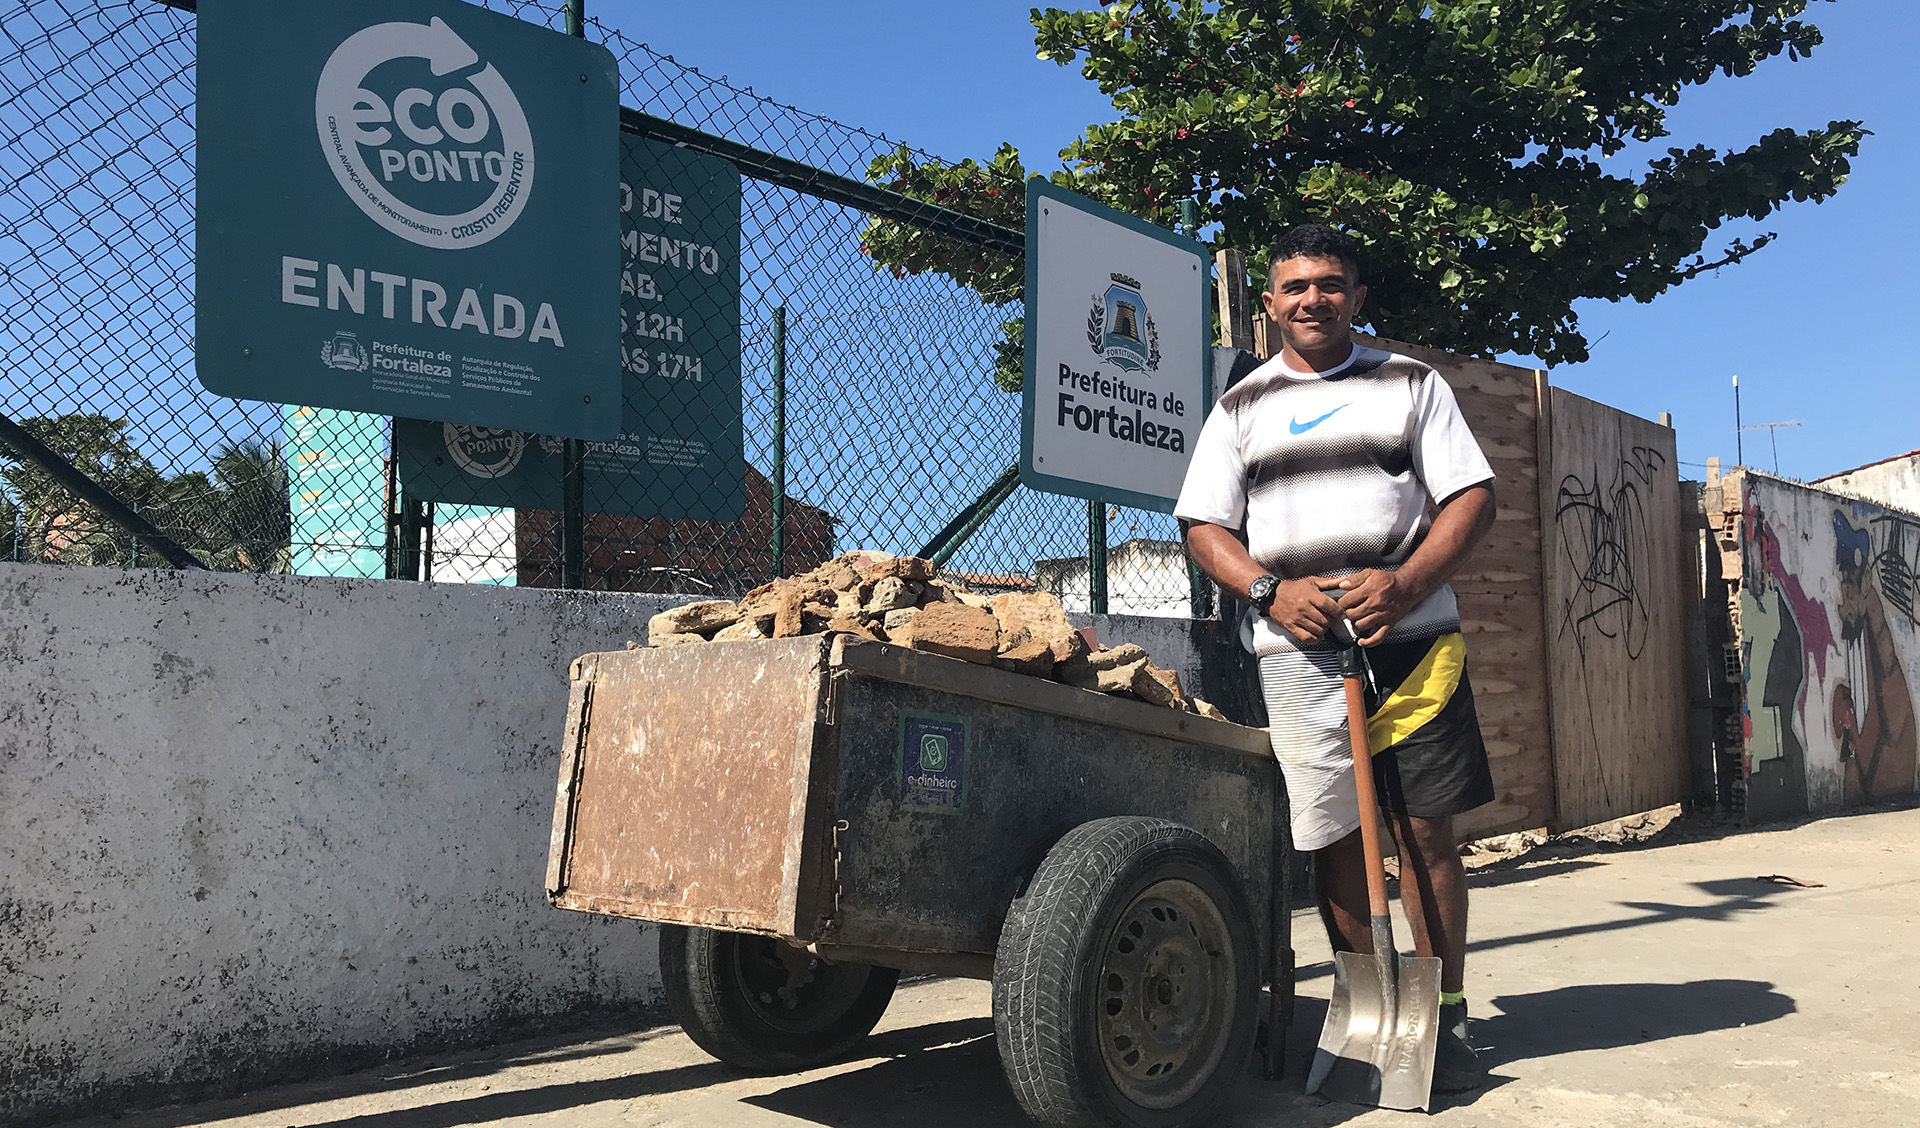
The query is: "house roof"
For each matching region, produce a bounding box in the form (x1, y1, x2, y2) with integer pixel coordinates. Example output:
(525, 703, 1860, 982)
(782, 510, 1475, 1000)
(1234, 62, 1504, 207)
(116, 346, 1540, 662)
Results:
(1815, 447, 1920, 482)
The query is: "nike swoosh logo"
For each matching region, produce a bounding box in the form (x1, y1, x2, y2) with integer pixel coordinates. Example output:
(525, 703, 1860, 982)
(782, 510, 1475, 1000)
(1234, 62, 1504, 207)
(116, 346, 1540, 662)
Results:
(1289, 404, 1349, 435)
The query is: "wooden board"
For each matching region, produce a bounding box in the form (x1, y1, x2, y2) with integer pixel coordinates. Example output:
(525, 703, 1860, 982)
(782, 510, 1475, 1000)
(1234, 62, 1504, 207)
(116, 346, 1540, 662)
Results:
(1362, 337, 1557, 839)
(1542, 388, 1691, 829)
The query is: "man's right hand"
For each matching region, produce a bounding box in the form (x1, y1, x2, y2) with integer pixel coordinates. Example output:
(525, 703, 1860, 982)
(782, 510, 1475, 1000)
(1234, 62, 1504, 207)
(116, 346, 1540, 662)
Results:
(1263, 576, 1343, 643)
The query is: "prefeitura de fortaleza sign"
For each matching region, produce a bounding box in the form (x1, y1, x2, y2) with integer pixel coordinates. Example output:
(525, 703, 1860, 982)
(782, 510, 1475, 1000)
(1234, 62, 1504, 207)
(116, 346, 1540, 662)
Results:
(1021, 179, 1210, 512)
(195, 0, 622, 440)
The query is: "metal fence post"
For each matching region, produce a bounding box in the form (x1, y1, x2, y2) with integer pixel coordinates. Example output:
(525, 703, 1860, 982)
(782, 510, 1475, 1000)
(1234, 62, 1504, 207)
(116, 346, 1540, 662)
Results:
(559, 0, 588, 592)
(396, 492, 424, 581)
(1179, 201, 1215, 620)
(771, 306, 786, 579)
(1087, 500, 1108, 614)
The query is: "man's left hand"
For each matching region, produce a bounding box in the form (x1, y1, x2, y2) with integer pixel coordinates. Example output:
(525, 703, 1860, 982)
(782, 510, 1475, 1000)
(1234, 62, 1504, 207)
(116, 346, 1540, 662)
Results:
(1336, 569, 1424, 646)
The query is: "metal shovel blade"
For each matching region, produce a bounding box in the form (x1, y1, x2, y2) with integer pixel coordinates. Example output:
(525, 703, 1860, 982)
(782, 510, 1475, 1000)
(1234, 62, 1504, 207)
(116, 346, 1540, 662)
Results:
(1305, 949, 1442, 1111)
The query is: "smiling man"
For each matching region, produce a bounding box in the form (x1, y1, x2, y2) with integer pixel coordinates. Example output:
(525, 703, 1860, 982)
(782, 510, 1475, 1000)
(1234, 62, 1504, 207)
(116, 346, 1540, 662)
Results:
(1175, 224, 1498, 1091)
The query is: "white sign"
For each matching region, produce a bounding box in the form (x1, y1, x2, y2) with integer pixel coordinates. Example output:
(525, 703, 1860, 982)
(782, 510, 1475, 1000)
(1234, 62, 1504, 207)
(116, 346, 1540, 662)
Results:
(1021, 180, 1209, 513)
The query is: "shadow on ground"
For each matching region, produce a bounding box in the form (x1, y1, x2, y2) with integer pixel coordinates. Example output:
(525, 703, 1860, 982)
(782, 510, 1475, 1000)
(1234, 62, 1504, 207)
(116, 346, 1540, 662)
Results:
(1472, 979, 1795, 1070)
(295, 1058, 739, 1128)
(745, 1018, 1015, 1126)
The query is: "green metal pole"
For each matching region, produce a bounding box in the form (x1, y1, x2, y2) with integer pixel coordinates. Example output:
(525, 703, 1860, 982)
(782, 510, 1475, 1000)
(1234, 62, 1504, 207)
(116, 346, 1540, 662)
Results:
(771, 306, 786, 579)
(1088, 499, 1108, 615)
(919, 463, 1021, 566)
(560, 0, 588, 590)
(397, 492, 424, 581)
(1178, 198, 1215, 619)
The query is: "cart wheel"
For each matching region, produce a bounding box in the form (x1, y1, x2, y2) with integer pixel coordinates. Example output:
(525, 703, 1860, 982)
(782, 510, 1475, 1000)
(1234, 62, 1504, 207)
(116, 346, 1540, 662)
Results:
(994, 817, 1257, 1128)
(659, 924, 899, 1072)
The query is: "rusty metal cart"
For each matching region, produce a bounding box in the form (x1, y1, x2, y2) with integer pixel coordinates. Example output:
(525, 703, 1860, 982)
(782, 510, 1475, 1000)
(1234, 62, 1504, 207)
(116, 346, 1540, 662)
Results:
(546, 634, 1294, 1128)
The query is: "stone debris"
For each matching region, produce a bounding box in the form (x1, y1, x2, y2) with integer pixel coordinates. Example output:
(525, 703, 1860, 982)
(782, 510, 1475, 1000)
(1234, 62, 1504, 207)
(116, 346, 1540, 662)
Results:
(899, 601, 999, 664)
(1057, 643, 1150, 693)
(640, 552, 1219, 714)
(647, 600, 739, 645)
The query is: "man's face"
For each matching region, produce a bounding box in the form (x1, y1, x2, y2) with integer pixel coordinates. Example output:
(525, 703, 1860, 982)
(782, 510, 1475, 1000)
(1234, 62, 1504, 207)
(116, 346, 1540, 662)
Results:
(1262, 255, 1366, 356)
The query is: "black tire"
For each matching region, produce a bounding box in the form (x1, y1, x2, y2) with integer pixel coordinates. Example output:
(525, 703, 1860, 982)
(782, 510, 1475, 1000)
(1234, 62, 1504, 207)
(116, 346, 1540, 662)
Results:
(994, 817, 1258, 1128)
(659, 925, 900, 1072)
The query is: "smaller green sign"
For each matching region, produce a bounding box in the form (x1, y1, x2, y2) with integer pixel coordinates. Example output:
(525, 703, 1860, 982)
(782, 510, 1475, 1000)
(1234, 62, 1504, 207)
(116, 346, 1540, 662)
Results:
(396, 133, 743, 520)
(285, 405, 388, 578)
(898, 710, 969, 815)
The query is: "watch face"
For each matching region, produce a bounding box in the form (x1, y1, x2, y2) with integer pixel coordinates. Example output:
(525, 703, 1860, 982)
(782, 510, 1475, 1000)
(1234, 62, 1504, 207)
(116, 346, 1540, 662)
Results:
(1250, 575, 1277, 606)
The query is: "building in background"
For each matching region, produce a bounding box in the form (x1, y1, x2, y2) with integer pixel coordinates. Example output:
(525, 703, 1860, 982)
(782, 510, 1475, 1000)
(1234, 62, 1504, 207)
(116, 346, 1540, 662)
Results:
(1814, 448, 1920, 515)
(1034, 538, 1192, 617)
(514, 463, 834, 594)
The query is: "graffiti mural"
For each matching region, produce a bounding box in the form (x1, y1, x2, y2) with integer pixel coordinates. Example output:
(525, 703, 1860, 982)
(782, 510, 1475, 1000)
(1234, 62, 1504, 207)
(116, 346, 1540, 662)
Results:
(1739, 476, 1920, 816)
(1830, 509, 1918, 803)
(1557, 445, 1666, 660)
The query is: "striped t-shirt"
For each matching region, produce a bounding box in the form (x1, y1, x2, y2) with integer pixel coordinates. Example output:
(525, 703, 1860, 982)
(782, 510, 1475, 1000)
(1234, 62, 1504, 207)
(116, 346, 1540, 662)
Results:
(1174, 344, 1494, 655)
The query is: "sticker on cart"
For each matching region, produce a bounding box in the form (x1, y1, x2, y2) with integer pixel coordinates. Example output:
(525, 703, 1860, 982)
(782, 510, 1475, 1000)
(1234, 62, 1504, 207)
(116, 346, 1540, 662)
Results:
(898, 711, 969, 814)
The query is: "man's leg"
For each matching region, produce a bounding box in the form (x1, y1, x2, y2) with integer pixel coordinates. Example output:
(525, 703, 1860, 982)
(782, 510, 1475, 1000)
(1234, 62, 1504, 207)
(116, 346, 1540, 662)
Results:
(1389, 811, 1484, 1091)
(1312, 828, 1371, 954)
(1386, 813, 1468, 993)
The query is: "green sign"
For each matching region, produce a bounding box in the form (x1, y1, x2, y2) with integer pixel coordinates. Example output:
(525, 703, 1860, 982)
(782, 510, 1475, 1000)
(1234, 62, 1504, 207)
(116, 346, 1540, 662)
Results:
(394, 133, 744, 520)
(196, 0, 622, 440)
(285, 405, 388, 578)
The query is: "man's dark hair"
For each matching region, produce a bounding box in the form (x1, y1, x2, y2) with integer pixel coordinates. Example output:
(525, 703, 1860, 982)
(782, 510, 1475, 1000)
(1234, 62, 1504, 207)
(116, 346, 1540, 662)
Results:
(1267, 224, 1364, 288)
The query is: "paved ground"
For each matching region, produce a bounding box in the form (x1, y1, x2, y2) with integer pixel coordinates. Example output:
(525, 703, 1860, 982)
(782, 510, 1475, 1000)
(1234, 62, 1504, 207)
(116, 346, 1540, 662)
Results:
(59, 803, 1920, 1128)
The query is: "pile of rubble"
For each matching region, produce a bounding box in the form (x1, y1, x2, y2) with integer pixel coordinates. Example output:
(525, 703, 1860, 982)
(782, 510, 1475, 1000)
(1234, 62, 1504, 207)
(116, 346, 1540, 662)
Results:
(645, 550, 1226, 718)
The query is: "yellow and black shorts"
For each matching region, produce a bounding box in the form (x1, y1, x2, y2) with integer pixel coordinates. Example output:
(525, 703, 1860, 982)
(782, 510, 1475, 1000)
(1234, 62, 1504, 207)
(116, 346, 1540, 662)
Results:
(1358, 632, 1497, 818)
(1258, 631, 1494, 850)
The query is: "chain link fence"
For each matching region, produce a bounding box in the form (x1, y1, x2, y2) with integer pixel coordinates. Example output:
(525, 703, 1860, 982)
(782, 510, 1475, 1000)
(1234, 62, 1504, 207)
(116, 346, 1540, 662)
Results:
(0, 0, 1194, 614)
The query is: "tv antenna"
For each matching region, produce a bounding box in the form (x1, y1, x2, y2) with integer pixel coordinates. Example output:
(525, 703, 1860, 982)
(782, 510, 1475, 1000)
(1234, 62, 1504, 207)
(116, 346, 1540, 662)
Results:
(1741, 420, 1802, 475)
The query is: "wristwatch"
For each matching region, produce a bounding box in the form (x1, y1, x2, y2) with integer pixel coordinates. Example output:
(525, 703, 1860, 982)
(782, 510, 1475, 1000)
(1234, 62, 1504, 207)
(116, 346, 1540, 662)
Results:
(1246, 573, 1280, 612)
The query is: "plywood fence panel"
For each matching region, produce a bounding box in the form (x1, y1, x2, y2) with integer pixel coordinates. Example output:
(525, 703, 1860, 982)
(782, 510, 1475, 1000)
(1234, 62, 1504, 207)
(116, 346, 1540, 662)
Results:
(1364, 337, 1556, 838)
(1543, 388, 1690, 829)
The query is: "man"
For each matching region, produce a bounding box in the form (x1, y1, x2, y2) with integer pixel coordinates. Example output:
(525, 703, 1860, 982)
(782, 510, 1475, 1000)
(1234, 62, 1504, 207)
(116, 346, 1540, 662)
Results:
(1174, 224, 1497, 1091)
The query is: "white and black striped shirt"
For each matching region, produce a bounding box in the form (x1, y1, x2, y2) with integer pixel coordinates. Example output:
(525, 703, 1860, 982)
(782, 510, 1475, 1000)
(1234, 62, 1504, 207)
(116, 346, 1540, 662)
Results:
(1174, 344, 1493, 655)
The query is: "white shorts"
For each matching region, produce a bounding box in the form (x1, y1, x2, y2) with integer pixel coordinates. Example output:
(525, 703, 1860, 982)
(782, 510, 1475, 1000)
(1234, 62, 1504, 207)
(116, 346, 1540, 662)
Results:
(1258, 647, 1363, 852)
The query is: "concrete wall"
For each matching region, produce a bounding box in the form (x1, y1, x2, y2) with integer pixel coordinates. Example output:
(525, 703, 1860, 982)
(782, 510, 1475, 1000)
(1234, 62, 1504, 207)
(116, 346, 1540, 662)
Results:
(0, 565, 686, 1124)
(1814, 449, 1920, 515)
(1735, 474, 1920, 821)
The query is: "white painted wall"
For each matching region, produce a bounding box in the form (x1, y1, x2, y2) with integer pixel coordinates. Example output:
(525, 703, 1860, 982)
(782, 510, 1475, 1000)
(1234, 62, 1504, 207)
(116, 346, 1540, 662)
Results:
(1738, 475, 1920, 821)
(1814, 450, 1920, 515)
(0, 565, 685, 1124)
(1036, 538, 1194, 617)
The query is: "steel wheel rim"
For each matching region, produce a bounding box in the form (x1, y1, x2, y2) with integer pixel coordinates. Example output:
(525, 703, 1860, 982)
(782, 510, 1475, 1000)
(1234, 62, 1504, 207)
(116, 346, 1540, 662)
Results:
(1095, 877, 1238, 1109)
(725, 936, 870, 1035)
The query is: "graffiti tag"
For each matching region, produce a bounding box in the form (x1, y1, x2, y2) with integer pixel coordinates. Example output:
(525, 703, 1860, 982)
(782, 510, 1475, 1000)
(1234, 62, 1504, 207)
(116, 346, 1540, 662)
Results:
(1556, 446, 1665, 661)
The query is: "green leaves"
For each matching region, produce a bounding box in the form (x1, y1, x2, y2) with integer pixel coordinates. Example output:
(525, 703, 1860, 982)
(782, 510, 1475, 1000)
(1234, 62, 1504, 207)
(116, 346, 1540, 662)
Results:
(863, 0, 1865, 366)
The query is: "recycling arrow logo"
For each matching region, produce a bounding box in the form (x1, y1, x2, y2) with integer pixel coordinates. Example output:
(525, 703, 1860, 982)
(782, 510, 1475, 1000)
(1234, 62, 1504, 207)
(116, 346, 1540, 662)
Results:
(314, 16, 535, 250)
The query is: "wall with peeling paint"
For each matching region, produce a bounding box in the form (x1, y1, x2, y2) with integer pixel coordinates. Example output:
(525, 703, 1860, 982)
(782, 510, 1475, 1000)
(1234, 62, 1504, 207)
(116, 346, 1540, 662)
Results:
(0, 565, 684, 1124)
(1814, 449, 1920, 515)
(1737, 474, 1920, 822)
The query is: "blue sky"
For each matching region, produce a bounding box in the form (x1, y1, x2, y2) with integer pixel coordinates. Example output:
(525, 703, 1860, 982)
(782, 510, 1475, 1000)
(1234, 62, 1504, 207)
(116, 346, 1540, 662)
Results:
(597, 0, 1916, 483)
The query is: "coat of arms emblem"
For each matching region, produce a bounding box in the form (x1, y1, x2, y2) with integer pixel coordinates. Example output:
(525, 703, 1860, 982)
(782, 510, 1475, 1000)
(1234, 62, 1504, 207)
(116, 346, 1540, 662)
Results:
(1086, 273, 1162, 373)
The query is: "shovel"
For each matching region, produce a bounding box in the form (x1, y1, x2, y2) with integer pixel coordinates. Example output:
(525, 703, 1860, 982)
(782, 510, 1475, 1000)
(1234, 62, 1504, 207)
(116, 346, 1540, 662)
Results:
(1303, 623, 1441, 1111)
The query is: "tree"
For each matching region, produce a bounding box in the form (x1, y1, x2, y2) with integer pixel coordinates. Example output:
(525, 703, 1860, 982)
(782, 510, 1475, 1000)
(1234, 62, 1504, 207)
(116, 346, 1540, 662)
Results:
(0, 418, 292, 572)
(209, 440, 292, 573)
(0, 413, 164, 565)
(862, 0, 1865, 368)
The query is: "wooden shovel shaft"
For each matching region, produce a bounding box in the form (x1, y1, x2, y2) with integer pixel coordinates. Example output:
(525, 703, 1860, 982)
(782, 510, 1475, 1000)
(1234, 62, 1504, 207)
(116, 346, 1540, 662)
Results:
(1343, 672, 1391, 920)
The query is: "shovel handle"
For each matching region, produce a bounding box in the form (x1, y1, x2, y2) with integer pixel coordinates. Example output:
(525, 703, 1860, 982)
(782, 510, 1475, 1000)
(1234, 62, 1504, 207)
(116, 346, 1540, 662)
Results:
(1342, 663, 1391, 921)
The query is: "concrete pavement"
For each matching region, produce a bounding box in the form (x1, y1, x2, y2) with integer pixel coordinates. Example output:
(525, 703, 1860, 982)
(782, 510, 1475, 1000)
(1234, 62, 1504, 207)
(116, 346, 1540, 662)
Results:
(49, 803, 1920, 1128)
